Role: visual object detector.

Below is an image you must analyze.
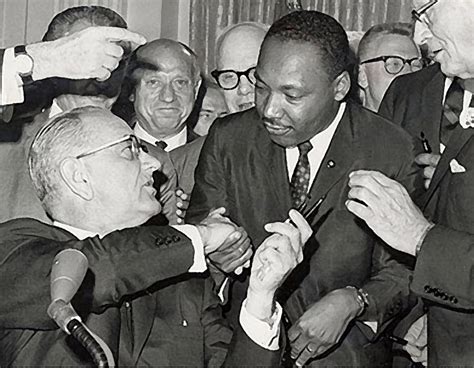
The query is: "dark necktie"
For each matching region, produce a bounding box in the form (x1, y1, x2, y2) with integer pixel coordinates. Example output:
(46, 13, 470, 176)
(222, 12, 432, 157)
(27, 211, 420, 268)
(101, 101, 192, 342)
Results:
(290, 141, 313, 208)
(155, 140, 168, 150)
(440, 79, 464, 145)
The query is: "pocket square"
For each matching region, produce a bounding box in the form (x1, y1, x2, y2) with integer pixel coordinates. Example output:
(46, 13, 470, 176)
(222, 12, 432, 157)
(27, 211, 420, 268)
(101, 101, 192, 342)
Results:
(450, 158, 466, 173)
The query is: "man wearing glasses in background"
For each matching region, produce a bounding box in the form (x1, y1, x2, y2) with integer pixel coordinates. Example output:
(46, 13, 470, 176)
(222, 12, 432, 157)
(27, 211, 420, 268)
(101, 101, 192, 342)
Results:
(347, 0, 474, 366)
(357, 22, 423, 112)
(212, 22, 269, 113)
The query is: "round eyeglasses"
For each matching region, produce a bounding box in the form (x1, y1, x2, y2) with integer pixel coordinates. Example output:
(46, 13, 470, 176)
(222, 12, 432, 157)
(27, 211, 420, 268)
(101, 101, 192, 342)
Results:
(211, 66, 256, 90)
(75, 134, 146, 161)
(360, 55, 424, 75)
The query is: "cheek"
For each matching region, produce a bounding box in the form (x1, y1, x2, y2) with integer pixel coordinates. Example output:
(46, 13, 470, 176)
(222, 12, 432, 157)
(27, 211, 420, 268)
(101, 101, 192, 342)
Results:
(223, 90, 238, 107)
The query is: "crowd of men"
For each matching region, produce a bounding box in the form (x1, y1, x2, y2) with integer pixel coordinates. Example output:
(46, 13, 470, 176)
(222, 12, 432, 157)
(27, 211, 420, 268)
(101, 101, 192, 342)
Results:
(0, 0, 472, 366)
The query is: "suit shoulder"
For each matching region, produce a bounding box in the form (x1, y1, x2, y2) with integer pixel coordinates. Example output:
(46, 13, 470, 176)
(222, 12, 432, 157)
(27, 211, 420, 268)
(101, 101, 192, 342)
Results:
(208, 108, 261, 136)
(390, 63, 442, 93)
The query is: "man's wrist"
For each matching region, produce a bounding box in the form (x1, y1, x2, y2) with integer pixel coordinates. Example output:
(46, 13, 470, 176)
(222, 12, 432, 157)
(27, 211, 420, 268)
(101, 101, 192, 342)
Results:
(345, 286, 369, 317)
(246, 288, 276, 324)
(195, 224, 209, 252)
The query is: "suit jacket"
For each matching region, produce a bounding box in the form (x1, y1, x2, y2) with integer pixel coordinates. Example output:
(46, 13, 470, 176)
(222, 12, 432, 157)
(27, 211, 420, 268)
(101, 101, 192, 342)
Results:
(379, 64, 474, 365)
(0, 108, 51, 223)
(0, 218, 279, 366)
(0, 218, 194, 366)
(170, 135, 206, 195)
(187, 103, 419, 366)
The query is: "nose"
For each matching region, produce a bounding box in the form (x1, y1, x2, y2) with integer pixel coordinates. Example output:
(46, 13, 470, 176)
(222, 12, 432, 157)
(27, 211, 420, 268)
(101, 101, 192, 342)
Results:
(159, 82, 176, 103)
(413, 21, 432, 46)
(261, 92, 283, 120)
(237, 75, 254, 96)
(140, 150, 161, 173)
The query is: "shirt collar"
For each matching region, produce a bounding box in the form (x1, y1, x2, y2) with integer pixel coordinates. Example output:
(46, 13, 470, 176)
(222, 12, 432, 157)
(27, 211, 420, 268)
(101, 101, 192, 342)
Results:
(53, 221, 99, 240)
(48, 99, 63, 118)
(133, 122, 187, 152)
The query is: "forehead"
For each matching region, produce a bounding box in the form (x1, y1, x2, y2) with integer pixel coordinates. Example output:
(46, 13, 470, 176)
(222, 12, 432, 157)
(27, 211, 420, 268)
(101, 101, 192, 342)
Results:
(217, 26, 266, 70)
(368, 34, 419, 58)
(203, 88, 226, 107)
(83, 111, 132, 142)
(139, 44, 193, 76)
(258, 39, 329, 85)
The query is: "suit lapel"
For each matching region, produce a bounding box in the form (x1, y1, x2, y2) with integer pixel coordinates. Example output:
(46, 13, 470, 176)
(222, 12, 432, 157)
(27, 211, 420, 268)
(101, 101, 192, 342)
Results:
(423, 125, 474, 209)
(306, 104, 355, 211)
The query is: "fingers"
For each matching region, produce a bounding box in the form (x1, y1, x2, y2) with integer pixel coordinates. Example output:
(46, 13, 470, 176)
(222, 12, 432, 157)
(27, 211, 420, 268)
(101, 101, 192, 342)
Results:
(415, 153, 441, 167)
(288, 209, 313, 244)
(94, 26, 147, 48)
(208, 207, 226, 217)
(345, 198, 373, 221)
(103, 42, 125, 58)
(264, 220, 302, 261)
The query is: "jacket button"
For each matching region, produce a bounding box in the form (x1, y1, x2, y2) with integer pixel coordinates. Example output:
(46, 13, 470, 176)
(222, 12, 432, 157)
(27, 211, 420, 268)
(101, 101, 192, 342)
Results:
(327, 160, 336, 168)
(172, 235, 181, 242)
(424, 285, 431, 293)
(156, 238, 165, 246)
(165, 237, 172, 245)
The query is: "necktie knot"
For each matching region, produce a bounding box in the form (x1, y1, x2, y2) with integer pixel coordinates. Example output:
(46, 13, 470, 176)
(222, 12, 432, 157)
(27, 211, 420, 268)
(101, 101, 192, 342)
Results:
(155, 140, 168, 150)
(298, 141, 313, 155)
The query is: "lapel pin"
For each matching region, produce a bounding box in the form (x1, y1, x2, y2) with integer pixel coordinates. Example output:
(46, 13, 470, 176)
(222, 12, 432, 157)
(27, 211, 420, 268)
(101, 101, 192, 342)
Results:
(327, 160, 335, 168)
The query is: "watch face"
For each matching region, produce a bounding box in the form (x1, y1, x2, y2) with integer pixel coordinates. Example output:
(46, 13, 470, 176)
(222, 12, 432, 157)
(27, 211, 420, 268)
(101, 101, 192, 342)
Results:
(16, 54, 34, 75)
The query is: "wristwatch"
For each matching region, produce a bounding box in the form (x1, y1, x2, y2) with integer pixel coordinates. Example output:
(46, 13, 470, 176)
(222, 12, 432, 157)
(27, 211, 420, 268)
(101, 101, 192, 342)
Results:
(14, 45, 34, 84)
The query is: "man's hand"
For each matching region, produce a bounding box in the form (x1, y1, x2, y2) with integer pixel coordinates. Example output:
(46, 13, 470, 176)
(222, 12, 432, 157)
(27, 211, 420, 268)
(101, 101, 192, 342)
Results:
(27, 26, 146, 82)
(404, 314, 428, 367)
(345, 170, 432, 256)
(175, 188, 189, 224)
(288, 288, 363, 366)
(415, 153, 441, 189)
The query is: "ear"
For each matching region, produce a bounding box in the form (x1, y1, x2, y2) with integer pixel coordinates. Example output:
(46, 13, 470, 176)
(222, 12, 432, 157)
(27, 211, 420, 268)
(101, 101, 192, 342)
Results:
(194, 77, 203, 100)
(60, 158, 94, 201)
(333, 70, 351, 102)
(357, 64, 369, 89)
(129, 91, 135, 103)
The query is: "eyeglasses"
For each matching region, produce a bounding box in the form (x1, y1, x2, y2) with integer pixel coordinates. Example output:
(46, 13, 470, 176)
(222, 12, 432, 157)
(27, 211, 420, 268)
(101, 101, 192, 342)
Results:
(211, 66, 256, 90)
(75, 134, 145, 160)
(360, 55, 424, 75)
(412, 0, 438, 25)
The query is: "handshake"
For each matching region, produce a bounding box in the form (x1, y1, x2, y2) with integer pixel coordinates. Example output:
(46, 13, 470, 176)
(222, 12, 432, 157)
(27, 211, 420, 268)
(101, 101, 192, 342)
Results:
(196, 208, 313, 320)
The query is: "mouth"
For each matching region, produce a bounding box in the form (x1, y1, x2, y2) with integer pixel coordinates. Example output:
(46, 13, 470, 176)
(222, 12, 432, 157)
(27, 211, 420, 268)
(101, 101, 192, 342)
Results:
(263, 121, 291, 136)
(238, 101, 254, 111)
(143, 178, 157, 195)
(430, 48, 443, 59)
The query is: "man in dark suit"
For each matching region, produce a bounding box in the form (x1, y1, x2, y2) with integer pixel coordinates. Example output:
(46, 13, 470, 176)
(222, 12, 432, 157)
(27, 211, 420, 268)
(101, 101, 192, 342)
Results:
(0, 106, 312, 366)
(346, 2, 474, 366)
(187, 10, 419, 367)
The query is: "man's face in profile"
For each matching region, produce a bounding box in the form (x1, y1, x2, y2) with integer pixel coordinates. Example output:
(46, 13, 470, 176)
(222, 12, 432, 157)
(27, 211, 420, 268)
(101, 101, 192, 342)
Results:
(79, 111, 162, 228)
(194, 87, 228, 136)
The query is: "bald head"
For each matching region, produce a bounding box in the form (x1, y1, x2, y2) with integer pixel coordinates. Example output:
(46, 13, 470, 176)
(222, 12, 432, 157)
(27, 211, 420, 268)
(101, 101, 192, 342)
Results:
(215, 22, 268, 113)
(131, 39, 201, 140)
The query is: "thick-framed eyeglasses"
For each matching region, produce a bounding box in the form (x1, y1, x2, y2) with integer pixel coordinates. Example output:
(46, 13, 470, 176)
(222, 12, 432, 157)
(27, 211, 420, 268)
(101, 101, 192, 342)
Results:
(75, 134, 144, 160)
(412, 0, 438, 24)
(360, 55, 424, 75)
(211, 66, 256, 90)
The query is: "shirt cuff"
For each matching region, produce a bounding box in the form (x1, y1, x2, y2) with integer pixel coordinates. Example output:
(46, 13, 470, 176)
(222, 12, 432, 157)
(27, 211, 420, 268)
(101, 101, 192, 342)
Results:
(1, 47, 24, 106)
(239, 298, 281, 351)
(172, 224, 206, 273)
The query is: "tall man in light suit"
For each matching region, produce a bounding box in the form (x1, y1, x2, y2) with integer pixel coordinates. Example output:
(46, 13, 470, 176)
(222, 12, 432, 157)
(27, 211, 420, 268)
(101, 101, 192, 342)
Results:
(187, 11, 420, 367)
(0, 106, 312, 366)
(347, 0, 474, 366)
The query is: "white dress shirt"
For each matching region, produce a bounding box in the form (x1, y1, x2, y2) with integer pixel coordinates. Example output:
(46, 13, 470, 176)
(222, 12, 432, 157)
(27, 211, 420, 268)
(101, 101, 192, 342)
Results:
(1, 47, 24, 105)
(53, 221, 281, 349)
(134, 122, 188, 152)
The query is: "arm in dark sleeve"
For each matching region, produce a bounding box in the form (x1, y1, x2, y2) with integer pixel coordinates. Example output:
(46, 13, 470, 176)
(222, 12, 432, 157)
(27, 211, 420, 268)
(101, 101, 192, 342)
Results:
(0, 220, 194, 329)
(185, 120, 228, 224)
(411, 225, 474, 310)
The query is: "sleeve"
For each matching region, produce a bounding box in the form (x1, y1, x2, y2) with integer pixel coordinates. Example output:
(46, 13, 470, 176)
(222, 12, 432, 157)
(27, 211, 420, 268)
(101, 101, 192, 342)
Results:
(1, 47, 25, 106)
(411, 225, 474, 310)
(0, 221, 195, 330)
(185, 120, 229, 224)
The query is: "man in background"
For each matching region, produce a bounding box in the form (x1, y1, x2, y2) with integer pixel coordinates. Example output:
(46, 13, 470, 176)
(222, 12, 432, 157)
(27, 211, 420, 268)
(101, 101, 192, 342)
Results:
(357, 22, 422, 112)
(213, 22, 268, 113)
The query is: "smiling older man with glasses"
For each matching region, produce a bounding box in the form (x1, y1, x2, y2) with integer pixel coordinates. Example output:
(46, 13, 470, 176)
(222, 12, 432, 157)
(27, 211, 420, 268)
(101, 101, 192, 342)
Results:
(347, 0, 474, 366)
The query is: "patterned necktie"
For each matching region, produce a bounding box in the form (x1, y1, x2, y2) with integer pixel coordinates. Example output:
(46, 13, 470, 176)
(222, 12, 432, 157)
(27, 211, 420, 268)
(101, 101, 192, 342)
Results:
(155, 140, 168, 150)
(440, 79, 464, 145)
(290, 141, 313, 208)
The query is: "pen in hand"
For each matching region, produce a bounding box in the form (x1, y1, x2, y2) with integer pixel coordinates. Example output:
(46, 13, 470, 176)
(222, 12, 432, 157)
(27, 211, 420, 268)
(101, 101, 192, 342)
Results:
(420, 131, 432, 153)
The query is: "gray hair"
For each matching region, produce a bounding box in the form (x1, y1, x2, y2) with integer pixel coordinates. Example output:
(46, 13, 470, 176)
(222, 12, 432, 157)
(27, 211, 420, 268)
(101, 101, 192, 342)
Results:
(28, 106, 100, 214)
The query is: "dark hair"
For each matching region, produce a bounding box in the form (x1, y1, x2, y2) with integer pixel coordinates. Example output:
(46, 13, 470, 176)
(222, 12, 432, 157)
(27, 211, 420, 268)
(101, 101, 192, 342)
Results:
(265, 10, 350, 79)
(43, 5, 127, 41)
(358, 22, 414, 61)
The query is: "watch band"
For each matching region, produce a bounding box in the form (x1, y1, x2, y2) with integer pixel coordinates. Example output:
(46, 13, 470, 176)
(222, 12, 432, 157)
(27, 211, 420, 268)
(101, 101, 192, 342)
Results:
(14, 45, 34, 84)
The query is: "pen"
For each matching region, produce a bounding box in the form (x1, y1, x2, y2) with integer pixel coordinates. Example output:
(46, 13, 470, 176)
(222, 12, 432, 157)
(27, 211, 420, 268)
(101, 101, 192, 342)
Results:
(386, 334, 408, 346)
(420, 131, 432, 153)
(286, 195, 326, 224)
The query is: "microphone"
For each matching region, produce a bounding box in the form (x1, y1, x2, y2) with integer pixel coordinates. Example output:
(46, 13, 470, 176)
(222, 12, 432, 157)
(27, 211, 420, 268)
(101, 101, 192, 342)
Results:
(47, 249, 113, 367)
